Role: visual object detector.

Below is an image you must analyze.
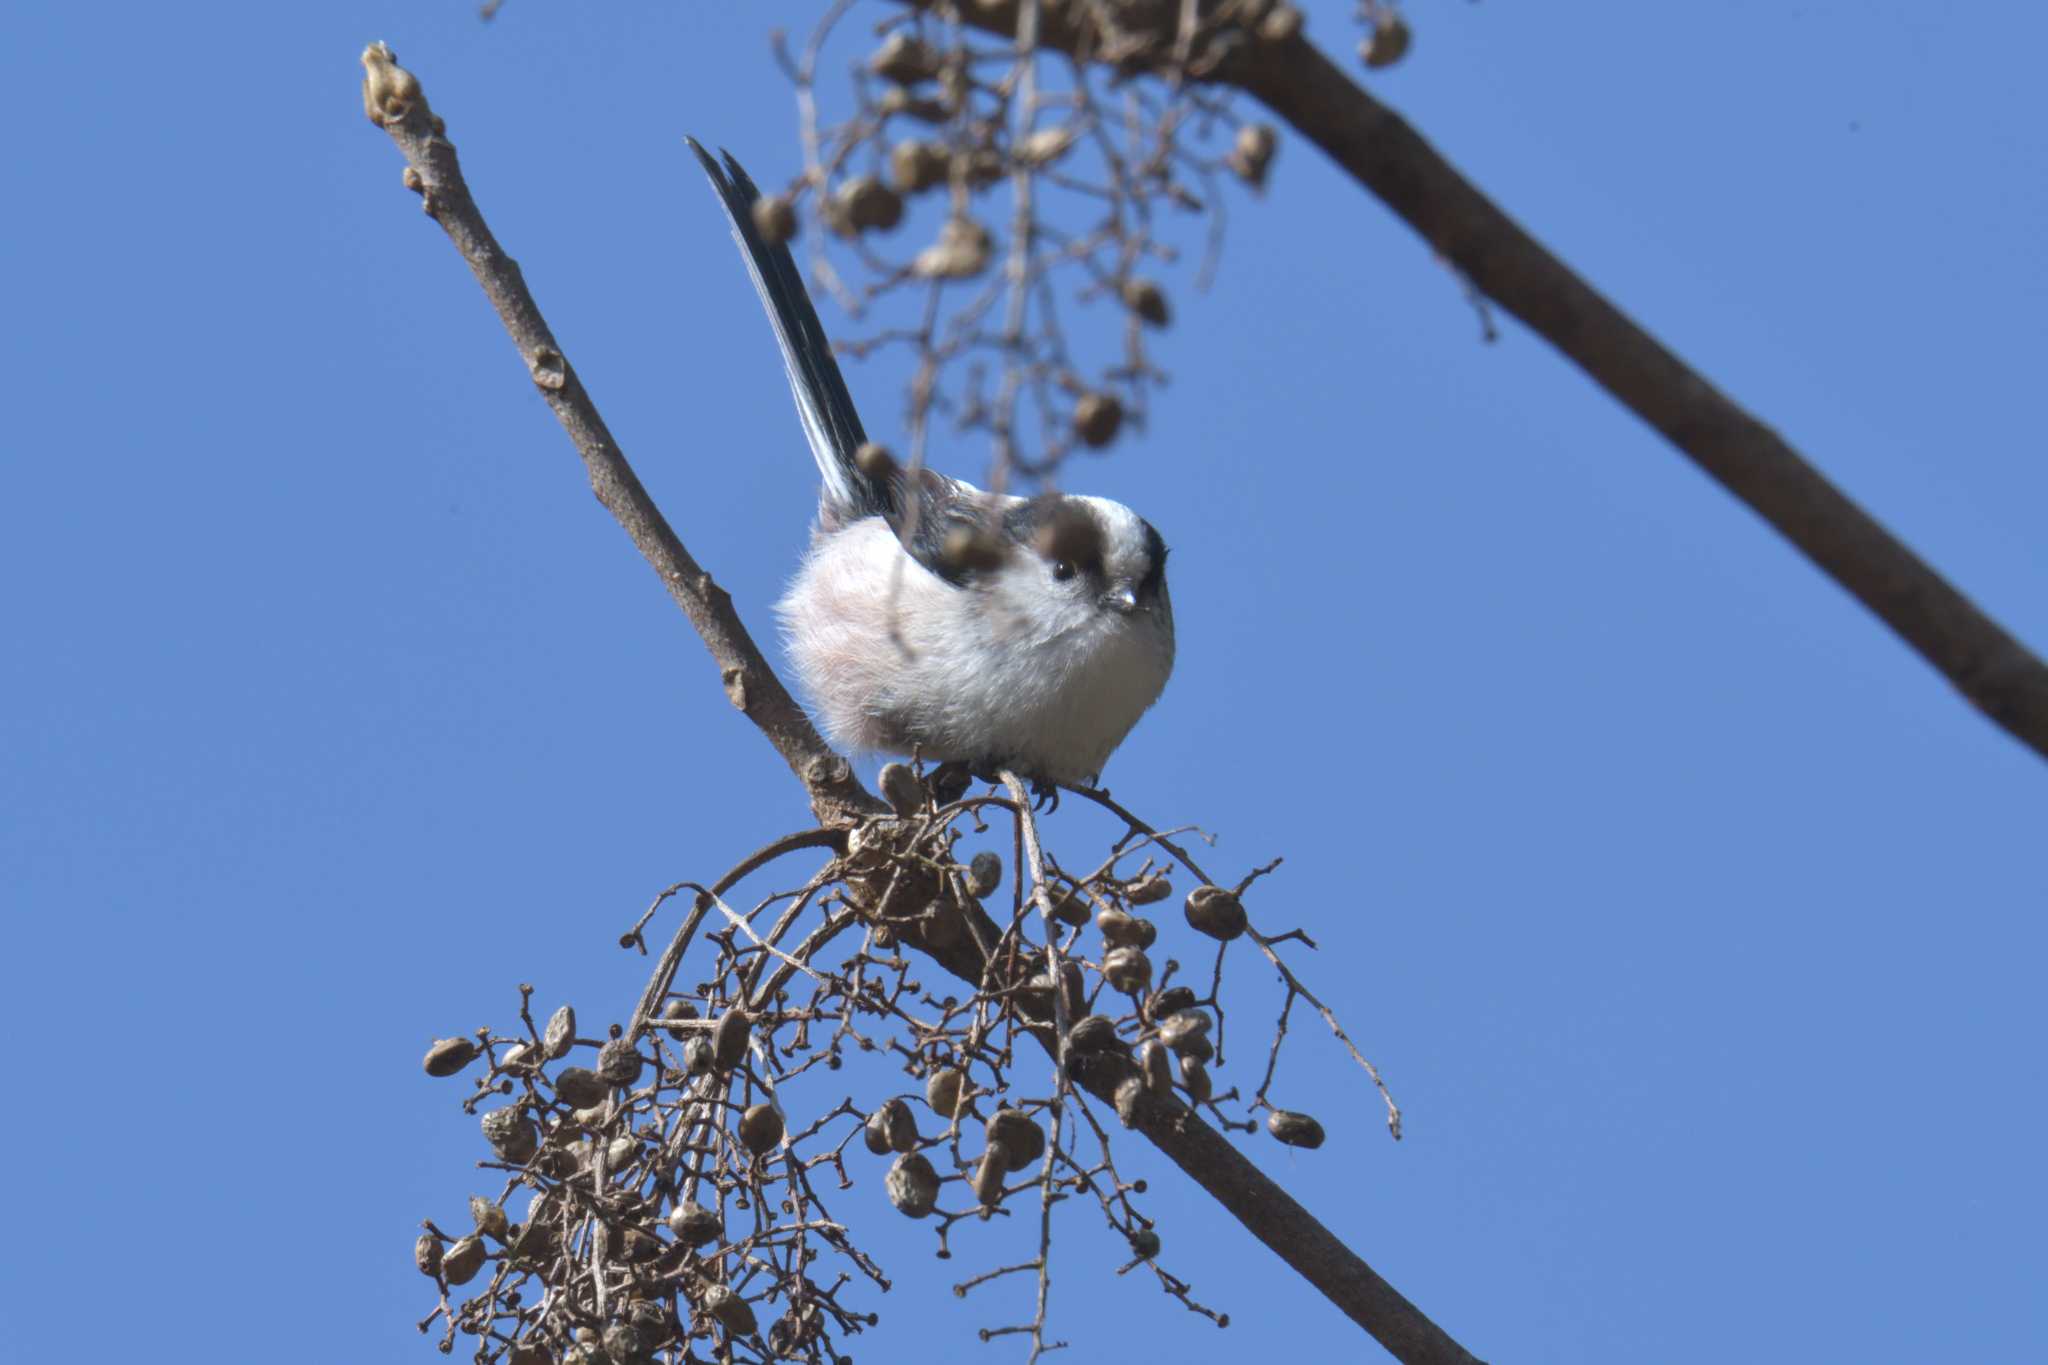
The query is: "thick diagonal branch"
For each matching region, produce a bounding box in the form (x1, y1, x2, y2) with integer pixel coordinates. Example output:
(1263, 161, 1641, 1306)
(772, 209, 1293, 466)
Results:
(359, 43, 881, 826)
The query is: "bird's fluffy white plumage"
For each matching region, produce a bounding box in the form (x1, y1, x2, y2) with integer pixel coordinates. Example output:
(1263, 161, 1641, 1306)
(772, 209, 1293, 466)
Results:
(779, 501, 1174, 785)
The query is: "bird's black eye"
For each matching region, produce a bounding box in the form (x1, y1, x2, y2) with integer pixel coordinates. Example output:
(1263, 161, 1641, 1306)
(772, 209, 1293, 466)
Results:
(1052, 560, 1077, 582)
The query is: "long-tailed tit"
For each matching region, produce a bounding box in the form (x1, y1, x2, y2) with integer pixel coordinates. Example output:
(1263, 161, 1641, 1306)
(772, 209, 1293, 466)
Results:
(689, 142, 1174, 787)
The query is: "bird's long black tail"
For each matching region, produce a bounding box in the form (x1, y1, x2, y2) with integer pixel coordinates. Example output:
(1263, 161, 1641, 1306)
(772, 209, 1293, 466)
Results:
(687, 138, 892, 523)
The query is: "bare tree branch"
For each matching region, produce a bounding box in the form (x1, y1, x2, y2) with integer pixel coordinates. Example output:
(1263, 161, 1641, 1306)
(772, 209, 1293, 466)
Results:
(360, 43, 882, 827)
(913, 2, 2048, 762)
(363, 40, 1482, 1365)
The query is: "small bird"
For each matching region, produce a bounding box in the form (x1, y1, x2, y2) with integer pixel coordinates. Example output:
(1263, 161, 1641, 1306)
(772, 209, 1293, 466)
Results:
(689, 141, 1174, 788)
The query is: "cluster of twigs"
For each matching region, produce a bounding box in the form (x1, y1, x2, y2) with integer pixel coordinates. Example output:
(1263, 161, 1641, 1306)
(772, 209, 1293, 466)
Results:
(757, 0, 1319, 492)
(415, 766, 1396, 1362)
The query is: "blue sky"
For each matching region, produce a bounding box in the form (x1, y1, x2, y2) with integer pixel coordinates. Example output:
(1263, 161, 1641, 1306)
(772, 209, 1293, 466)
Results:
(4, 2, 2044, 1361)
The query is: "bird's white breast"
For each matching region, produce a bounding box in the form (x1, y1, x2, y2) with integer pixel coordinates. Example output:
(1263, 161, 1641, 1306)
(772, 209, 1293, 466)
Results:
(777, 519, 1173, 784)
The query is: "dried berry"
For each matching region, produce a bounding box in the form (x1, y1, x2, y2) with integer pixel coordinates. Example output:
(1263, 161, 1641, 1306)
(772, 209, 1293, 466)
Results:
(684, 1037, 714, 1075)
(738, 1102, 784, 1155)
(834, 175, 904, 234)
(595, 1038, 643, 1088)
(1227, 122, 1279, 189)
(469, 1195, 509, 1243)
(1159, 1009, 1212, 1059)
(553, 1066, 608, 1110)
(1048, 888, 1092, 928)
(668, 1200, 722, 1247)
(959, 853, 999, 901)
(423, 1036, 479, 1077)
(870, 31, 941, 85)
(603, 1323, 644, 1362)
(481, 1106, 538, 1164)
(889, 138, 949, 194)
(1184, 885, 1248, 941)
(1180, 1053, 1213, 1104)
(1126, 872, 1173, 906)
(866, 1097, 919, 1155)
(915, 216, 993, 279)
(973, 1142, 1009, 1207)
(1360, 14, 1411, 68)
(886, 1151, 941, 1217)
(925, 1065, 969, 1119)
(985, 1107, 1045, 1170)
(543, 1004, 576, 1060)
(1121, 278, 1170, 328)
(1139, 1038, 1174, 1097)
(750, 194, 797, 246)
(1102, 946, 1153, 994)
(1266, 1109, 1326, 1149)
(878, 762, 922, 816)
(1065, 1014, 1119, 1054)
(414, 1230, 442, 1277)
(1024, 965, 1089, 1019)
(1147, 984, 1198, 1020)
(702, 1283, 758, 1335)
(1128, 1226, 1162, 1259)
(1072, 391, 1124, 448)
(442, 1233, 486, 1286)
(712, 1008, 751, 1071)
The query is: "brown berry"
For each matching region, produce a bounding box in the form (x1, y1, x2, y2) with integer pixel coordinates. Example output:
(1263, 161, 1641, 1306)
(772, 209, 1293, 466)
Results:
(889, 139, 949, 194)
(738, 1102, 784, 1155)
(866, 1097, 920, 1155)
(553, 1066, 608, 1110)
(480, 1107, 538, 1164)
(1121, 278, 1170, 327)
(712, 1008, 751, 1072)
(751, 194, 798, 246)
(543, 1004, 576, 1060)
(1126, 872, 1172, 906)
(667, 1200, 722, 1247)
(468, 1195, 509, 1243)
(925, 1065, 969, 1119)
(870, 32, 941, 85)
(414, 1231, 442, 1277)
(1102, 946, 1153, 994)
(423, 1037, 479, 1077)
(1184, 885, 1248, 941)
(886, 1151, 941, 1217)
(985, 1107, 1046, 1170)
(442, 1233, 486, 1286)
(973, 1142, 1009, 1207)
(1360, 14, 1411, 68)
(967, 850, 1002, 897)
(595, 1039, 643, 1088)
(835, 175, 904, 234)
(1266, 1108, 1327, 1148)
(702, 1283, 758, 1335)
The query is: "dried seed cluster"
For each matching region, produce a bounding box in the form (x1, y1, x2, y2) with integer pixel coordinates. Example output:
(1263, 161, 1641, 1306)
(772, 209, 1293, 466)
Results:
(760, 2, 1298, 491)
(413, 764, 1377, 1361)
